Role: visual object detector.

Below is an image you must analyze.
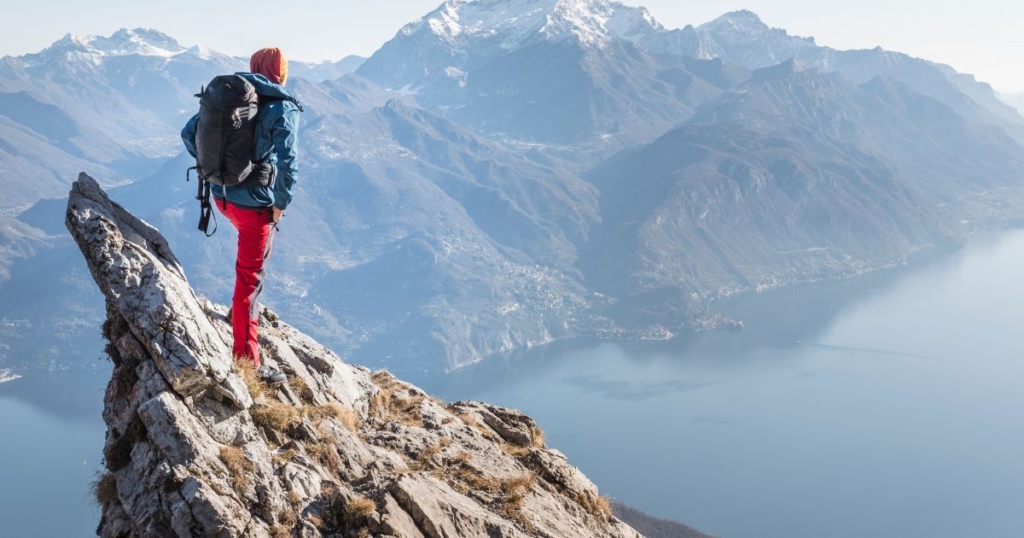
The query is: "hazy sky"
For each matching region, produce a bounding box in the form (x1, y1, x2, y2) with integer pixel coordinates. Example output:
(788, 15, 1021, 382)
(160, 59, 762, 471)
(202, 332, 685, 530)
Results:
(3, 0, 1022, 93)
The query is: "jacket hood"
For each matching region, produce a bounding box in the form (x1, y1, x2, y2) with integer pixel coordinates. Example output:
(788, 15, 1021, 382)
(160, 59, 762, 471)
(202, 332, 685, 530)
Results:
(236, 72, 298, 103)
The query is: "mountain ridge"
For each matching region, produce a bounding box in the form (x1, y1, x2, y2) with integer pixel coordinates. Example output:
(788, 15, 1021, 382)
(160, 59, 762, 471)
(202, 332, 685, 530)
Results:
(2, 9, 1024, 377)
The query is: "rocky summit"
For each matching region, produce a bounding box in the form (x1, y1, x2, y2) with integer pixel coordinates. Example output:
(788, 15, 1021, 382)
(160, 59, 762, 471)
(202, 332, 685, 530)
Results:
(65, 172, 643, 538)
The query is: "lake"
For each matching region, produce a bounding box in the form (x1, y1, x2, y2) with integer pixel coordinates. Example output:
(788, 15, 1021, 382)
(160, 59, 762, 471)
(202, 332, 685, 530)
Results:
(0, 370, 108, 537)
(2, 230, 1023, 537)
(426, 230, 1024, 538)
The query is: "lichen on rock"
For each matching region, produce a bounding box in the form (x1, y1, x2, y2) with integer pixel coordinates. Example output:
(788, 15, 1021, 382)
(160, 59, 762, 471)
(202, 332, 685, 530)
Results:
(67, 173, 643, 538)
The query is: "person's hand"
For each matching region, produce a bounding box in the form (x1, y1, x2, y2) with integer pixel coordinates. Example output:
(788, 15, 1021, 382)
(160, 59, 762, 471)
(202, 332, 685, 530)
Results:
(272, 206, 284, 223)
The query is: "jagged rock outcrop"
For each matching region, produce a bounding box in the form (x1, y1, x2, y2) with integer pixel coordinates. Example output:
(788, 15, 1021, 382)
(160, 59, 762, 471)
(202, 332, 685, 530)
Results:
(66, 172, 644, 538)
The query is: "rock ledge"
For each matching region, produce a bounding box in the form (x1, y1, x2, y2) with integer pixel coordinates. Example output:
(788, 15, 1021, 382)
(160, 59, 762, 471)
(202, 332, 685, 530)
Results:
(67, 173, 643, 538)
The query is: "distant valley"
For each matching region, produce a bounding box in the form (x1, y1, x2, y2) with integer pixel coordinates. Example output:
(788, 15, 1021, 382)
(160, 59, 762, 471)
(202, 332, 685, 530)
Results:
(1, 0, 1023, 379)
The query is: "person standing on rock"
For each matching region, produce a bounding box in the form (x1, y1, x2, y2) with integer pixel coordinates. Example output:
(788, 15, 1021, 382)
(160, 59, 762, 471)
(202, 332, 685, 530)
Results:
(181, 47, 300, 386)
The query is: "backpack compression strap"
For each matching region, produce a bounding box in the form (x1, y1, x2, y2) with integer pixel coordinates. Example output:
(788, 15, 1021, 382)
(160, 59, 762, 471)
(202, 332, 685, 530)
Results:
(187, 166, 218, 237)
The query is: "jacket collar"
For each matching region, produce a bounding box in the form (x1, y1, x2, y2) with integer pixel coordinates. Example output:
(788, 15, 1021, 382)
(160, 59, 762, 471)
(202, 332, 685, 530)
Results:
(236, 72, 297, 103)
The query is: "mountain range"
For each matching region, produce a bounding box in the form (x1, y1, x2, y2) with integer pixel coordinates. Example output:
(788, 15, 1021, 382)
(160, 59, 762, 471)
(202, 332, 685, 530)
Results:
(1004, 92, 1024, 115)
(1, 0, 1023, 379)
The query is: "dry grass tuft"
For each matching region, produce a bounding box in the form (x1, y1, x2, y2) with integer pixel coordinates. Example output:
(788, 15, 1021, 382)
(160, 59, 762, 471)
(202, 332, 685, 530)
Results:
(271, 485, 304, 533)
(306, 515, 324, 530)
(574, 491, 613, 521)
(304, 404, 361, 433)
(277, 508, 299, 530)
(502, 443, 531, 460)
(495, 474, 537, 531)
(344, 495, 377, 523)
(272, 448, 299, 467)
(319, 486, 376, 535)
(413, 443, 443, 470)
(252, 400, 301, 433)
(234, 359, 267, 400)
(452, 451, 472, 464)
(369, 370, 424, 427)
(289, 376, 316, 405)
(219, 446, 255, 492)
(92, 472, 119, 506)
(451, 466, 499, 494)
(268, 525, 291, 538)
(499, 474, 536, 496)
(456, 412, 479, 427)
(531, 426, 545, 448)
(439, 436, 452, 448)
(306, 443, 342, 476)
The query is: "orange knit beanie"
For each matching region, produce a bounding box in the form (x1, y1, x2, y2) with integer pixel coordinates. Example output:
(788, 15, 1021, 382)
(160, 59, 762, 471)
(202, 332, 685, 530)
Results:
(250, 47, 288, 85)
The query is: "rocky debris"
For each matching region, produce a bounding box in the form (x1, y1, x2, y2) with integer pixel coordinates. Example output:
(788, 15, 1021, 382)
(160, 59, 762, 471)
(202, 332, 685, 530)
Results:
(67, 172, 644, 538)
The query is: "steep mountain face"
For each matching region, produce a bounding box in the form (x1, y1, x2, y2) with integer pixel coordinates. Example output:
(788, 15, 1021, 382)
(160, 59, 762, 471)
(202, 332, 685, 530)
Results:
(359, 0, 666, 88)
(358, 0, 728, 155)
(585, 119, 947, 302)
(580, 62, 1024, 321)
(690, 64, 1024, 203)
(652, 9, 818, 66)
(684, 11, 1024, 139)
(0, 106, 123, 209)
(0, 29, 244, 206)
(67, 173, 645, 538)
(1, 29, 215, 144)
(0, 215, 53, 280)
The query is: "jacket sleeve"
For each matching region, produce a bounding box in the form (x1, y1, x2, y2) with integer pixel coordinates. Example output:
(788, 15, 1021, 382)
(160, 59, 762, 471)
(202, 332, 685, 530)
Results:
(181, 114, 199, 158)
(270, 105, 300, 210)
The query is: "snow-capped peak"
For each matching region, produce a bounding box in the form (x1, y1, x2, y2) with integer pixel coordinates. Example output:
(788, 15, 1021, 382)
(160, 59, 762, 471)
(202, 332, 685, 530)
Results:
(698, 10, 769, 33)
(90, 28, 186, 57)
(404, 0, 663, 49)
(179, 44, 217, 60)
(697, 10, 815, 47)
(40, 28, 186, 59)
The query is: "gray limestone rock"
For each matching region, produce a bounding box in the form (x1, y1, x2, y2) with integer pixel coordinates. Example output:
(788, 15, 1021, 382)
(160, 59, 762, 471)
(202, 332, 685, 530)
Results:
(68, 173, 645, 537)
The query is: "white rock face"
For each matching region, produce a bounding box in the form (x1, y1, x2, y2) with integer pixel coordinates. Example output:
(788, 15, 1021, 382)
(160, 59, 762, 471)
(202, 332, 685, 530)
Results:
(67, 172, 643, 537)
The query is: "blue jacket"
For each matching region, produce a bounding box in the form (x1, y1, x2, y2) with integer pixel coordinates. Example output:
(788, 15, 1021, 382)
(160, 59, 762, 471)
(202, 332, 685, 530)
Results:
(181, 73, 301, 210)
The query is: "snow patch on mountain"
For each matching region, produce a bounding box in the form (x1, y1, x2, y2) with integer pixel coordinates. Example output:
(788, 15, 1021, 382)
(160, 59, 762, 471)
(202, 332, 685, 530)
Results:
(87, 28, 186, 57)
(20, 28, 188, 65)
(180, 44, 216, 60)
(403, 0, 663, 50)
(681, 10, 818, 67)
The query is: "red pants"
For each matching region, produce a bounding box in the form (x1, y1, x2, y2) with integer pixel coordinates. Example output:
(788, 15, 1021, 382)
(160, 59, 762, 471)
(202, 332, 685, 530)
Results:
(217, 200, 277, 366)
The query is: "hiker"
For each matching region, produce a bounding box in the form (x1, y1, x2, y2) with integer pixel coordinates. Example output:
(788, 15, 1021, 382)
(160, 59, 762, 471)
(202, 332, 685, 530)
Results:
(181, 47, 301, 385)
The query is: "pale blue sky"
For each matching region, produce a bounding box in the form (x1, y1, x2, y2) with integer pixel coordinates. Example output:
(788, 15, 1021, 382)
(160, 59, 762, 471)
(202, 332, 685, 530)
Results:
(4, 0, 1022, 92)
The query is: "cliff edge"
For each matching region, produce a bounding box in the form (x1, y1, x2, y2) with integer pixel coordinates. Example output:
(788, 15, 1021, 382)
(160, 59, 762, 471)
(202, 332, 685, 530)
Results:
(65, 172, 644, 538)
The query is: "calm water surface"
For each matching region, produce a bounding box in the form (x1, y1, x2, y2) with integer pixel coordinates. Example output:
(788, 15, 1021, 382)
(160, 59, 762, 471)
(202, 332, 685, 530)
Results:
(427, 231, 1024, 538)
(0, 370, 108, 537)
(3, 231, 1024, 537)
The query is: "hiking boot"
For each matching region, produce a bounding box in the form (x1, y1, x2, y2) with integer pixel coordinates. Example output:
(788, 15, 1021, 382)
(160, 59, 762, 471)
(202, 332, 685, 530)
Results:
(257, 365, 287, 387)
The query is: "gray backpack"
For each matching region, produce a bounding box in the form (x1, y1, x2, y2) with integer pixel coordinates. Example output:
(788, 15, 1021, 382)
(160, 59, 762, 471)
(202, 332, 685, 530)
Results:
(194, 74, 259, 186)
